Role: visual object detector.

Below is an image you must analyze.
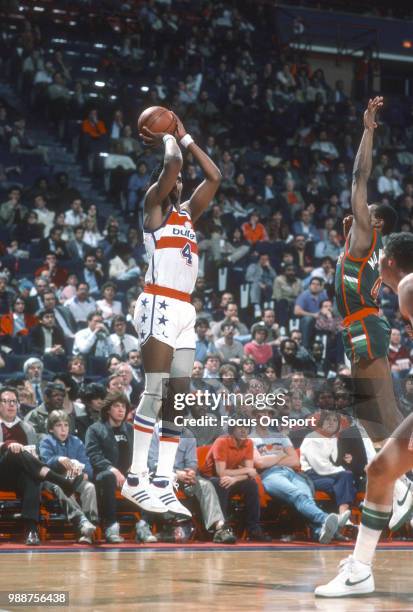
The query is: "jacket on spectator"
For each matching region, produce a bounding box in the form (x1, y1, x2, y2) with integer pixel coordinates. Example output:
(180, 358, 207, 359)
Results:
(39, 433, 93, 479)
(29, 324, 66, 354)
(0, 313, 37, 337)
(0, 418, 38, 450)
(85, 420, 133, 474)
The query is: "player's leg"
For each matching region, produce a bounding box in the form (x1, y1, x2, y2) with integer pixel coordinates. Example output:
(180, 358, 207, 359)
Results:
(122, 336, 173, 513)
(315, 414, 413, 597)
(151, 347, 195, 517)
(353, 356, 404, 441)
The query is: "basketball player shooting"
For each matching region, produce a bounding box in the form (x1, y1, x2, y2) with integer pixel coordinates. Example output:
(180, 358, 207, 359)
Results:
(122, 113, 221, 516)
(316, 232, 413, 597)
(335, 96, 402, 441)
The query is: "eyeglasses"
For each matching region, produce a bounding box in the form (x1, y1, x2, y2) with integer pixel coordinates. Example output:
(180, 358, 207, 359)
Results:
(1, 399, 18, 406)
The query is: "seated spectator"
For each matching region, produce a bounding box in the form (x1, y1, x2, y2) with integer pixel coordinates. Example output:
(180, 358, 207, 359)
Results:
(290, 234, 314, 276)
(108, 244, 141, 282)
(64, 198, 86, 229)
(73, 311, 115, 358)
(81, 109, 107, 158)
(114, 362, 141, 407)
(66, 225, 91, 262)
(241, 211, 268, 245)
(9, 118, 49, 164)
(75, 383, 106, 442)
(83, 217, 103, 249)
(96, 282, 122, 326)
(67, 355, 89, 396)
(289, 391, 312, 419)
(29, 309, 66, 369)
(388, 328, 411, 379)
(259, 308, 280, 345)
(147, 424, 236, 544)
(314, 229, 342, 261)
(310, 129, 339, 160)
(0, 296, 37, 346)
(127, 349, 144, 385)
(210, 302, 249, 342)
(294, 277, 328, 348)
(272, 264, 303, 327)
(195, 318, 216, 364)
(244, 323, 273, 366)
(79, 253, 105, 298)
(292, 208, 319, 242)
(25, 382, 68, 439)
(64, 282, 97, 326)
(300, 411, 356, 517)
(43, 289, 77, 339)
(203, 353, 222, 388)
(215, 322, 244, 366)
(245, 254, 276, 307)
(38, 226, 68, 260)
(252, 407, 346, 543)
(398, 372, 413, 417)
(200, 417, 270, 541)
(85, 392, 133, 543)
(281, 179, 305, 219)
(109, 315, 140, 358)
(23, 357, 46, 407)
(58, 274, 78, 303)
(35, 253, 68, 288)
(377, 167, 403, 198)
(0, 186, 28, 228)
(310, 256, 335, 286)
(39, 410, 98, 543)
(273, 339, 310, 378)
(0, 386, 83, 544)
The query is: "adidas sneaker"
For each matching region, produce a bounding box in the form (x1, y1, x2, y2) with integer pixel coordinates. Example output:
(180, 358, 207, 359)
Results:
(151, 476, 192, 518)
(122, 472, 167, 514)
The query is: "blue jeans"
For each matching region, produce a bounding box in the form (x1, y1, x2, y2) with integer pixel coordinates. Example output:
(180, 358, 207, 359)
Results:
(262, 466, 327, 531)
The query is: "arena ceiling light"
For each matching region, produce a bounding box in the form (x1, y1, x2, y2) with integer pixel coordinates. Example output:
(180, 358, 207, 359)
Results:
(140, 86, 149, 92)
(94, 81, 105, 88)
(33, 6, 45, 11)
(81, 67, 98, 72)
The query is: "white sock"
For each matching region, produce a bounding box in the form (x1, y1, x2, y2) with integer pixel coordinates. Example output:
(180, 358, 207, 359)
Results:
(353, 500, 392, 566)
(154, 420, 181, 480)
(130, 413, 156, 475)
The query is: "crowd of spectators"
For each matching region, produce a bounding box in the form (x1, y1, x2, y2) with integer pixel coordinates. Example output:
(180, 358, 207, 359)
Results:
(0, 0, 412, 545)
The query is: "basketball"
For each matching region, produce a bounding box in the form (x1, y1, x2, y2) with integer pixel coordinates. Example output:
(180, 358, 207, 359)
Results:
(137, 106, 177, 135)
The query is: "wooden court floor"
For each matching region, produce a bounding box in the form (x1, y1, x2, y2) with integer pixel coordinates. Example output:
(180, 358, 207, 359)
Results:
(0, 549, 412, 611)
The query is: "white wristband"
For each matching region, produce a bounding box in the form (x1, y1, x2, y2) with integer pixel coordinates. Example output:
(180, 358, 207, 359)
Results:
(180, 133, 194, 148)
(163, 134, 175, 145)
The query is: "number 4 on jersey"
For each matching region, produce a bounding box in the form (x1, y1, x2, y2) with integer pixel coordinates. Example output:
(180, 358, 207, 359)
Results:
(181, 242, 193, 266)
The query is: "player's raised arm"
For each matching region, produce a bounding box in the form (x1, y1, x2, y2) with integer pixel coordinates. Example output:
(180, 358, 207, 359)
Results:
(141, 126, 183, 218)
(350, 96, 383, 253)
(174, 115, 221, 223)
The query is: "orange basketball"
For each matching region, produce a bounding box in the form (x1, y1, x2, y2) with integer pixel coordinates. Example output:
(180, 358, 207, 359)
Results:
(137, 106, 177, 135)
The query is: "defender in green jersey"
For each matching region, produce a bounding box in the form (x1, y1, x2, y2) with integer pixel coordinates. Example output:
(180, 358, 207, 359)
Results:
(335, 97, 400, 441)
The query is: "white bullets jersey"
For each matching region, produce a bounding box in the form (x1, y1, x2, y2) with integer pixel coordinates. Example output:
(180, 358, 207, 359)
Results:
(143, 207, 198, 294)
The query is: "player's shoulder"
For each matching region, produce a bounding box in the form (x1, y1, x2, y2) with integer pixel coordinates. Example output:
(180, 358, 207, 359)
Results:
(398, 273, 413, 297)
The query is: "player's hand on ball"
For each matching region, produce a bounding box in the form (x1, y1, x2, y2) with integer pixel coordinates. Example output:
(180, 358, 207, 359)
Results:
(173, 113, 187, 141)
(363, 96, 383, 130)
(139, 125, 170, 147)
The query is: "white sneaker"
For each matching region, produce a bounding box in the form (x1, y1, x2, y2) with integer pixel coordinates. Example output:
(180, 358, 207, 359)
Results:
(105, 522, 124, 544)
(338, 510, 351, 528)
(389, 477, 413, 531)
(78, 519, 96, 544)
(136, 519, 157, 543)
(314, 555, 374, 597)
(122, 472, 167, 514)
(318, 513, 339, 544)
(151, 476, 192, 518)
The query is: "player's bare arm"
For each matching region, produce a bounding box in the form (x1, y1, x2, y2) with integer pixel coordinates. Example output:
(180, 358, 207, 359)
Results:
(397, 273, 413, 325)
(349, 96, 383, 257)
(175, 115, 222, 223)
(141, 126, 183, 230)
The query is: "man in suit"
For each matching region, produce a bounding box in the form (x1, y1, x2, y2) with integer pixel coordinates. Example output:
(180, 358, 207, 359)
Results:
(43, 290, 77, 339)
(38, 226, 68, 260)
(66, 225, 91, 262)
(29, 309, 67, 372)
(80, 253, 104, 298)
(23, 357, 47, 407)
(109, 315, 140, 359)
(85, 392, 133, 543)
(26, 277, 49, 315)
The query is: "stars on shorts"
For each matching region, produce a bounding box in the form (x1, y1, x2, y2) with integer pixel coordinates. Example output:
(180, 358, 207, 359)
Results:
(140, 331, 146, 340)
(158, 300, 168, 310)
(141, 297, 149, 307)
(158, 315, 168, 326)
(141, 314, 148, 324)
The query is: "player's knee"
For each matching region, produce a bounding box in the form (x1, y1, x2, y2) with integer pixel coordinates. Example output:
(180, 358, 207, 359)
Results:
(366, 455, 393, 483)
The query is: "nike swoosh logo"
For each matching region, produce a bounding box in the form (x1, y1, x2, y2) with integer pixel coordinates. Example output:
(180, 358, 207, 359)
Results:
(397, 482, 412, 506)
(345, 575, 371, 587)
